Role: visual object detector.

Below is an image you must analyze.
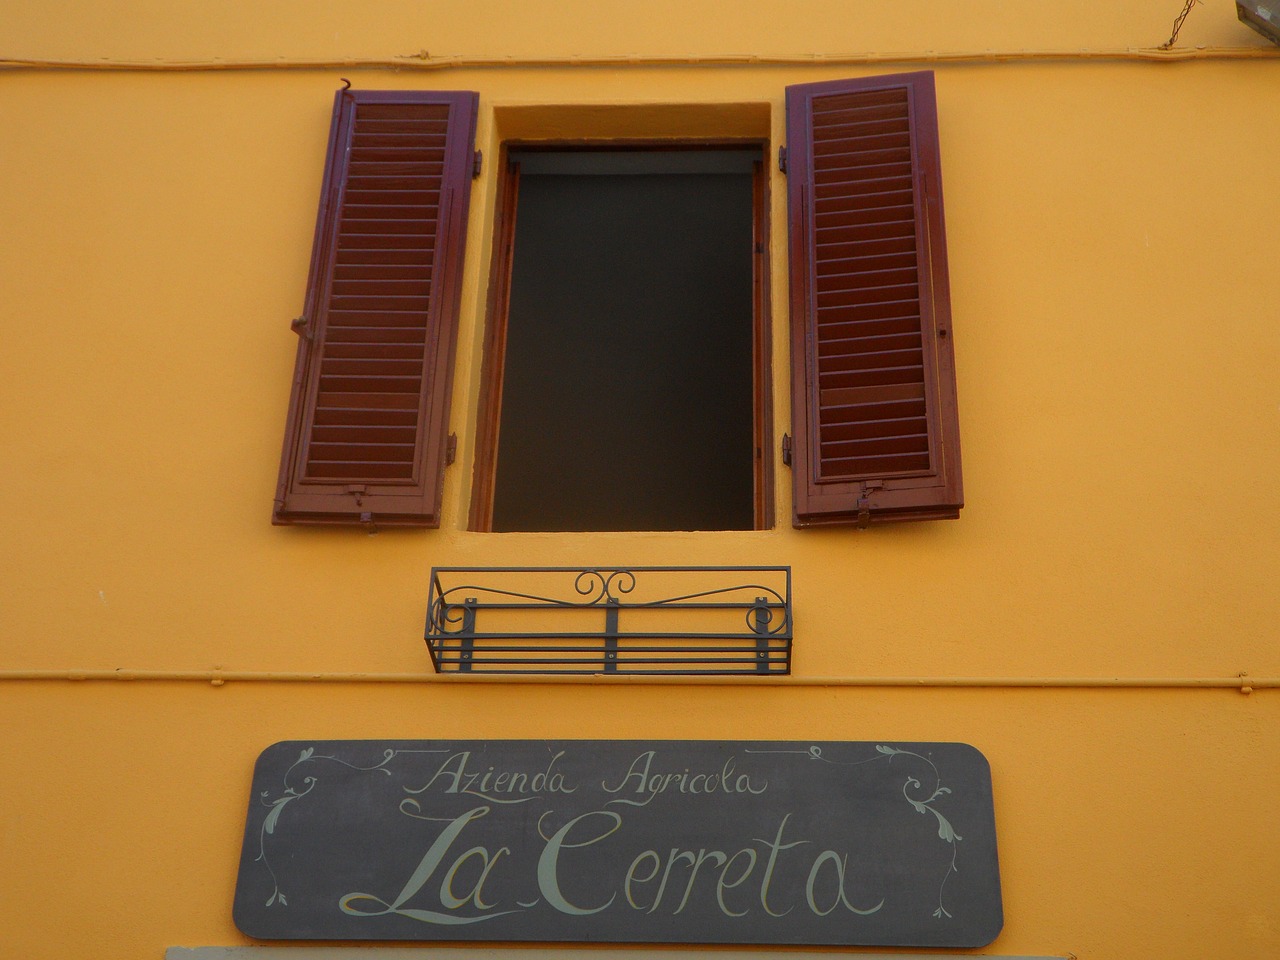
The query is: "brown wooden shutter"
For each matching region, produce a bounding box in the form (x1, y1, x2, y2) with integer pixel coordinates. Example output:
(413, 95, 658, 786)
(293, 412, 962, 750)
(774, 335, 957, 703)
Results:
(785, 71, 962, 527)
(273, 90, 478, 526)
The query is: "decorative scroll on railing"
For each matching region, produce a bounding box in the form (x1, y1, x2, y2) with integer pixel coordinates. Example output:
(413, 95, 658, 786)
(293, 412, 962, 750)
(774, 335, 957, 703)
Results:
(424, 567, 791, 675)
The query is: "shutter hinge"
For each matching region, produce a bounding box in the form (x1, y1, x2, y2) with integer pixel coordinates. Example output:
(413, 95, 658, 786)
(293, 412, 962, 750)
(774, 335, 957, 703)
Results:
(472, 150, 483, 178)
(781, 433, 792, 466)
(777, 146, 787, 174)
(446, 432, 458, 465)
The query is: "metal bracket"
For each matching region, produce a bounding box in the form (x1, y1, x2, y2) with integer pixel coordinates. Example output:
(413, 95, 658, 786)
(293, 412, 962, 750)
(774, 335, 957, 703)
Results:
(856, 481, 884, 528)
(856, 497, 871, 528)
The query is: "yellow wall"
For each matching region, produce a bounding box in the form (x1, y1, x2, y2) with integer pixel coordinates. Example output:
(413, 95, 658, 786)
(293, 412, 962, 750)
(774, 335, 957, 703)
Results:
(2, 0, 1270, 59)
(2, 2, 1278, 958)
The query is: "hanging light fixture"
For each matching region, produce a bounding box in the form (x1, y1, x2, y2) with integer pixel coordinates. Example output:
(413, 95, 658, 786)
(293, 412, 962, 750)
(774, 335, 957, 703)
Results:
(1238, 0, 1280, 43)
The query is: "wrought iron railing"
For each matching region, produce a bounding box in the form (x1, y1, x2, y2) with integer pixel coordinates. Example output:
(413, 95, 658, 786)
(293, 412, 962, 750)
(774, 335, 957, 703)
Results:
(424, 566, 791, 675)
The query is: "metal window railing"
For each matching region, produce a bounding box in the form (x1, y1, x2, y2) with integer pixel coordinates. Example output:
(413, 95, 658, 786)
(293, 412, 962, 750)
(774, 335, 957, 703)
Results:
(424, 566, 791, 676)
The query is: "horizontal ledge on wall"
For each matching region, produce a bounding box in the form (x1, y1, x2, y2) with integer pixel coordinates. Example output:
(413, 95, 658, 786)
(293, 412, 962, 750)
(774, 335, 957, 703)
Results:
(0, 668, 1272, 691)
(2, 47, 1278, 72)
(167, 948, 1069, 960)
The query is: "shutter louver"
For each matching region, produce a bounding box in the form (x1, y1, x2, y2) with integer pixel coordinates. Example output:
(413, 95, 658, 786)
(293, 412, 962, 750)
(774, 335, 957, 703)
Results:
(274, 90, 478, 526)
(785, 72, 962, 526)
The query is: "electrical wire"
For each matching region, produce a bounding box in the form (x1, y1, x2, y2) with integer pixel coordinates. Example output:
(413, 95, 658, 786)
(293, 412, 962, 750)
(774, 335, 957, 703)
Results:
(1161, 0, 1203, 50)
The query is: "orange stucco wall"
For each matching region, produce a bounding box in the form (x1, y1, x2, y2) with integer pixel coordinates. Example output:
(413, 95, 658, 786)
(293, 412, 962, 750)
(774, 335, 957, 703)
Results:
(2, 2, 1278, 958)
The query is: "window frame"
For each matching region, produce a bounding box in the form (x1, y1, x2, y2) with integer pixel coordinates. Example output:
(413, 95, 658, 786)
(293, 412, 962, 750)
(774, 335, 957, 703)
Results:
(468, 139, 775, 533)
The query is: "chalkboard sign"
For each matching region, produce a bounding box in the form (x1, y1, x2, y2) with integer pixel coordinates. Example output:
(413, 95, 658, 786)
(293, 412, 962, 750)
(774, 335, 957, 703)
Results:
(234, 740, 1002, 948)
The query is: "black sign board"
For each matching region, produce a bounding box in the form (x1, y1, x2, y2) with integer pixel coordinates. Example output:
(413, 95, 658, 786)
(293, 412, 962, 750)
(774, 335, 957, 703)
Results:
(234, 740, 1002, 948)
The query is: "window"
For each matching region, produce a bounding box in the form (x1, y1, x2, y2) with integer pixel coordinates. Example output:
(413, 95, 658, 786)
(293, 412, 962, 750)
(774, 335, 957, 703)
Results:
(470, 146, 772, 532)
(273, 73, 960, 530)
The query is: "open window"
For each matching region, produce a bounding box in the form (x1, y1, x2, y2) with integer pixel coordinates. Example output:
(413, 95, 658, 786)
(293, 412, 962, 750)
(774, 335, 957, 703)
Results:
(274, 76, 960, 531)
(470, 144, 774, 532)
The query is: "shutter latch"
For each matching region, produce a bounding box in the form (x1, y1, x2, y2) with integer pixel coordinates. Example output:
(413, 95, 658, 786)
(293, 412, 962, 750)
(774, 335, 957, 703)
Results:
(855, 498, 870, 528)
(856, 481, 884, 528)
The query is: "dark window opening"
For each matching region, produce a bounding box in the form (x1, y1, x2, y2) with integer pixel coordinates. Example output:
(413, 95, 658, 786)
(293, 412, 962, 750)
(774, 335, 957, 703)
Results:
(477, 147, 770, 532)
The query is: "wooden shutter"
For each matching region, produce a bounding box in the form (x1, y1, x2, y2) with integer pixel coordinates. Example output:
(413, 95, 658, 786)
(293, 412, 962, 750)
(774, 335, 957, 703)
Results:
(785, 71, 962, 527)
(273, 90, 478, 526)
